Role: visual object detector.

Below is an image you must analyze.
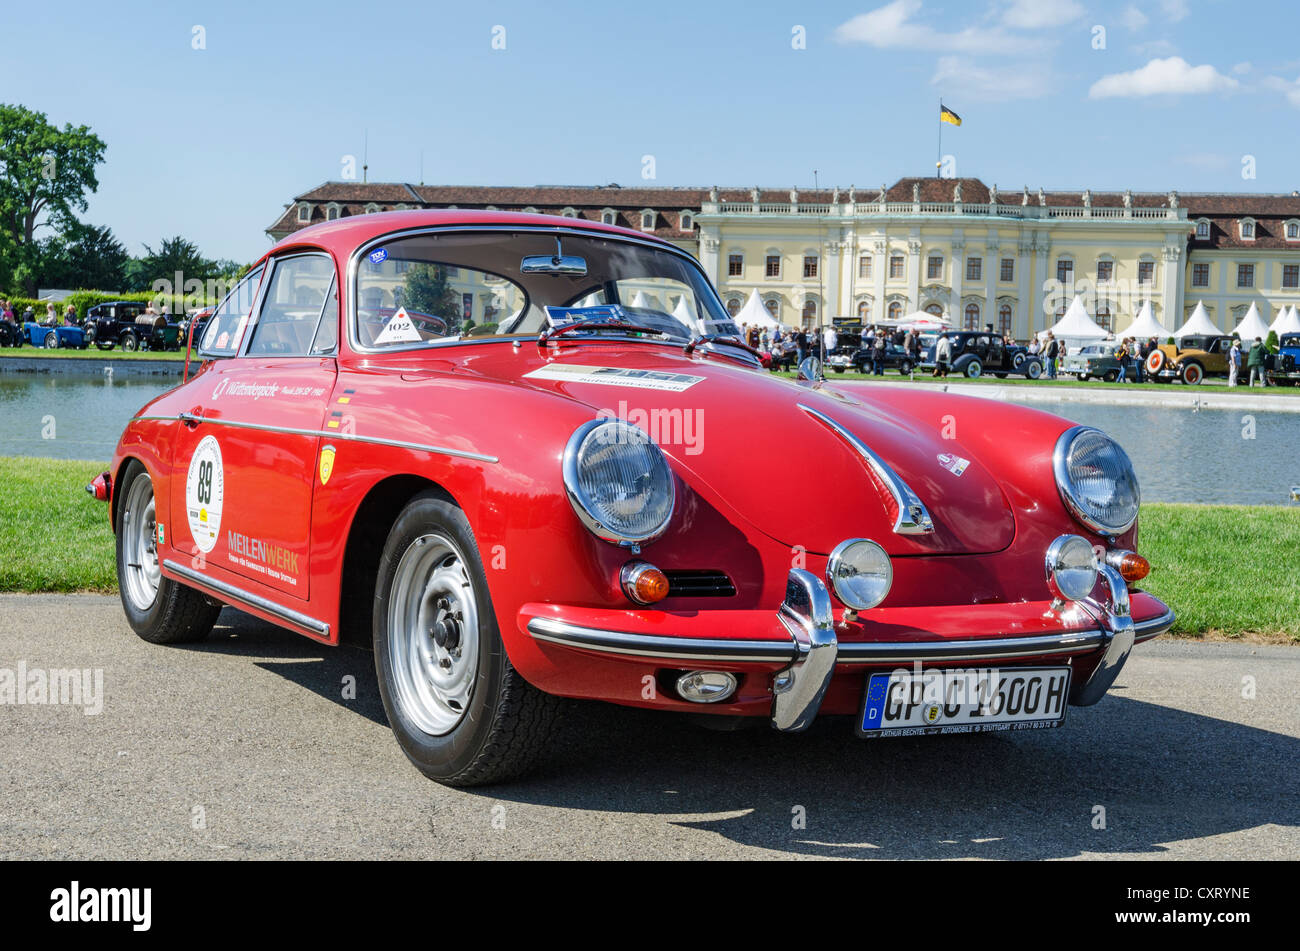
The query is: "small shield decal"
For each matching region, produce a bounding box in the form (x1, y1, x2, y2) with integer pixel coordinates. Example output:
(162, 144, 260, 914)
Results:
(319, 445, 336, 485)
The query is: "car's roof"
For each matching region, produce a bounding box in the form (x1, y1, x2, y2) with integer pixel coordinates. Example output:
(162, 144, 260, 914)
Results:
(262, 208, 676, 265)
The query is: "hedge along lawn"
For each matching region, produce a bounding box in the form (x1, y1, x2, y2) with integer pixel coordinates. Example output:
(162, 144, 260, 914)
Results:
(0, 347, 186, 360)
(0, 456, 1296, 640)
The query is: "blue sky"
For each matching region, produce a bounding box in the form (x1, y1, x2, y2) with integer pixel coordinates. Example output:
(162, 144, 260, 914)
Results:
(3, 0, 1297, 261)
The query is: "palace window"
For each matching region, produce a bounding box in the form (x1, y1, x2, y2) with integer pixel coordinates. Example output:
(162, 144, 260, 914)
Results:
(680, 212, 693, 231)
(963, 303, 980, 330)
(1056, 259, 1073, 284)
(601, 209, 616, 225)
(728, 254, 743, 276)
(857, 300, 870, 317)
(1192, 263, 1209, 287)
(1138, 261, 1154, 285)
(640, 210, 656, 230)
(297, 203, 311, 223)
(326, 203, 341, 221)
(1096, 305, 1112, 332)
(927, 255, 943, 280)
(561, 207, 578, 218)
(1284, 265, 1299, 288)
(998, 304, 1012, 336)
(727, 298, 742, 316)
(889, 255, 904, 279)
(764, 298, 780, 319)
(1000, 258, 1014, 282)
(1237, 263, 1254, 288)
(1196, 219, 1210, 239)
(1289, 222, 1300, 240)
(803, 255, 818, 279)
(765, 255, 781, 278)
(859, 255, 872, 279)
(1097, 260, 1113, 283)
(888, 301, 903, 321)
(364, 203, 380, 215)
(1240, 219, 1255, 240)
(966, 257, 982, 282)
(802, 300, 817, 324)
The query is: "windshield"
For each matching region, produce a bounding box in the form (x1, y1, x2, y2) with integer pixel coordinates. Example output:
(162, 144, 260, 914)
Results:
(354, 230, 736, 350)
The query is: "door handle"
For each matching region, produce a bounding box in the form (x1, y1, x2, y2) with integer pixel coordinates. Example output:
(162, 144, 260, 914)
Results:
(179, 410, 203, 428)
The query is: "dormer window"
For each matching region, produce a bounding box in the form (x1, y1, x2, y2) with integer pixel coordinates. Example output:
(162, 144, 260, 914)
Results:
(523, 206, 538, 214)
(679, 210, 694, 231)
(1240, 218, 1255, 240)
(1287, 220, 1300, 241)
(640, 209, 656, 231)
(601, 208, 617, 225)
(1195, 218, 1210, 239)
(561, 207, 578, 218)
(326, 203, 341, 221)
(297, 202, 311, 223)
(364, 203, 380, 215)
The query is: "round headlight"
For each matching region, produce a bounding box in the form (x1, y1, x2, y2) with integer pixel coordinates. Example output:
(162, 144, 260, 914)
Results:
(563, 418, 675, 546)
(1053, 426, 1140, 536)
(1045, 534, 1099, 602)
(825, 538, 893, 610)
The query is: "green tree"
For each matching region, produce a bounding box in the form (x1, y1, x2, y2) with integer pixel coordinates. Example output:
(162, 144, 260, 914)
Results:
(135, 235, 219, 295)
(0, 104, 107, 294)
(35, 222, 128, 289)
(402, 263, 461, 330)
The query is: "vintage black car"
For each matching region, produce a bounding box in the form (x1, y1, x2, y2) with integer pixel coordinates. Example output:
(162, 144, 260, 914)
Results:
(0, 319, 24, 347)
(828, 341, 920, 375)
(84, 301, 182, 352)
(919, 331, 1043, 379)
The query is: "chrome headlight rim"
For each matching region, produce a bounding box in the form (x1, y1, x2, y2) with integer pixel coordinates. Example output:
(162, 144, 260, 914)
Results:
(562, 417, 676, 547)
(825, 537, 893, 610)
(1053, 425, 1141, 537)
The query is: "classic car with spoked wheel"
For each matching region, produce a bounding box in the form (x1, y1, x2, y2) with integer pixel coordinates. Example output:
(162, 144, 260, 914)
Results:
(90, 209, 1173, 787)
(919, 330, 1042, 379)
(1144, 334, 1232, 384)
(85, 301, 182, 352)
(21, 319, 88, 349)
(1267, 334, 1300, 386)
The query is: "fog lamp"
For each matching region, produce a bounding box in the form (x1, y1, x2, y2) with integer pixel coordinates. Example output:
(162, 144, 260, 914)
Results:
(1045, 534, 1099, 602)
(675, 670, 738, 704)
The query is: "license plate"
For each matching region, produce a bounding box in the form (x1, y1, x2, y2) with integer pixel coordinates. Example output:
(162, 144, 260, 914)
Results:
(858, 666, 1071, 737)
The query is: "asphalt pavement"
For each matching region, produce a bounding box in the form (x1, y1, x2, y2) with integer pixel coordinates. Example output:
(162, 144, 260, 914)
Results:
(1, 593, 1295, 860)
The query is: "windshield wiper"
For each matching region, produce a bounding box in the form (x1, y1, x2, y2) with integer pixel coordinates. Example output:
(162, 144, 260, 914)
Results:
(683, 333, 763, 362)
(537, 315, 669, 347)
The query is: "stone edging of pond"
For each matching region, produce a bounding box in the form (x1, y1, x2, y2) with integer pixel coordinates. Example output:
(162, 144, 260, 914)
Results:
(886, 380, 1300, 413)
(0, 356, 183, 376)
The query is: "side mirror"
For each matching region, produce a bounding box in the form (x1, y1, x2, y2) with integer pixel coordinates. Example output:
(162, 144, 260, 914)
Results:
(797, 356, 822, 382)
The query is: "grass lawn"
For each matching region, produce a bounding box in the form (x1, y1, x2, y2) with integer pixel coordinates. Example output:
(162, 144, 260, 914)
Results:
(0, 347, 185, 360)
(0, 456, 1295, 641)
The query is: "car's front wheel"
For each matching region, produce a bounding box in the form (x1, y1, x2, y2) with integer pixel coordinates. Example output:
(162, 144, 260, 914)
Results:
(121, 332, 139, 352)
(43, 331, 58, 349)
(962, 358, 983, 379)
(373, 492, 562, 786)
(116, 460, 221, 644)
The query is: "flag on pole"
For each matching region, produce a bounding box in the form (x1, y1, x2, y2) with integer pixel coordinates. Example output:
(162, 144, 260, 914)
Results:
(940, 104, 962, 126)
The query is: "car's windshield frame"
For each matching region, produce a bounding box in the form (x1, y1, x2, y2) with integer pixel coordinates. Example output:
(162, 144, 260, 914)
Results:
(345, 224, 732, 356)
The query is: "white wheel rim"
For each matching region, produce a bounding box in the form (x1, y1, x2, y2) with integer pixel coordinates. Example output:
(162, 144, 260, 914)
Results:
(387, 533, 479, 736)
(121, 474, 160, 611)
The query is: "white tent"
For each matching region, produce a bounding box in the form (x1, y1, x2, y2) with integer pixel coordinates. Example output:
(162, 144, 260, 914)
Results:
(671, 295, 694, 327)
(1120, 300, 1171, 340)
(1270, 304, 1297, 334)
(733, 288, 782, 330)
(630, 290, 660, 311)
(1174, 300, 1221, 339)
(880, 310, 951, 330)
(1272, 306, 1300, 337)
(1037, 295, 1110, 344)
(1232, 302, 1271, 342)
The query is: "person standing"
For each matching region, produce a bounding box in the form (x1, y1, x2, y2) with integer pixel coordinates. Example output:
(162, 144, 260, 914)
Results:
(1228, 339, 1242, 387)
(872, 329, 886, 375)
(824, 323, 838, 358)
(933, 333, 952, 378)
(1115, 338, 1130, 383)
(795, 327, 808, 366)
(1247, 336, 1266, 387)
(1045, 332, 1059, 379)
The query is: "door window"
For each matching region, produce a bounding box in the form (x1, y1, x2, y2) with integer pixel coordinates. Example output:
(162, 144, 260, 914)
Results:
(248, 254, 336, 356)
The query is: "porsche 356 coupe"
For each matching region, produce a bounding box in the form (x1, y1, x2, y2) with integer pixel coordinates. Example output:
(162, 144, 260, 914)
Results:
(92, 209, 1173, 786)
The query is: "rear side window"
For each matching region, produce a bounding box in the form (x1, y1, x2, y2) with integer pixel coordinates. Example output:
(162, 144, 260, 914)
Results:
(248, 254, 336, 356)
(200, 266, 264, 356)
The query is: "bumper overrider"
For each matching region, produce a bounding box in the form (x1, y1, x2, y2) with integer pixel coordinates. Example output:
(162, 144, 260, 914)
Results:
(524, 557, 1172, 732)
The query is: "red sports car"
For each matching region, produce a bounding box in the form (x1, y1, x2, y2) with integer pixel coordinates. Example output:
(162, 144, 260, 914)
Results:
(91, 209, 1173, 786)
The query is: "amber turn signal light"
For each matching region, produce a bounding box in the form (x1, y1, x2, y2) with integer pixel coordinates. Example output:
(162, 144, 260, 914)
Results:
(621, 561, 670, 605)
(1106, 550, 1150, 583)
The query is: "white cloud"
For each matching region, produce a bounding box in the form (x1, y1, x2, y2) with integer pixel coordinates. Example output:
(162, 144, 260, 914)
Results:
(1232, 61, 1252, 75)
(1088, 56, 1239, 98)
(1159, 0, 1190, 22)
(1263, 75, 1300, 109)
(1000, 0, 1084, 29)
(1119, 5, 1148, 30)
(834, 0, 1030, 53)
(931, 56, 1054, 101)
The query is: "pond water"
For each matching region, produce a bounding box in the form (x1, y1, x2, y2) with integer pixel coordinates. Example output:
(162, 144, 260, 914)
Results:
(0, 375, 1295, 505)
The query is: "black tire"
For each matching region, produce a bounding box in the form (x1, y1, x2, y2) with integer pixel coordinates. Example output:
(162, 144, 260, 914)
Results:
(899, 360, 913, 375)
(1103, 369, 1119, 382)
(121, 332, 139, 352)
(96, 340, 115, 351)
(115, 460, 221, 645)
(373, 492, 563, 786)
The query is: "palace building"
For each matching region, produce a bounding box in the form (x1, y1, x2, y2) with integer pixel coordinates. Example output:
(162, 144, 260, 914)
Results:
(266, 178, 1300, 339)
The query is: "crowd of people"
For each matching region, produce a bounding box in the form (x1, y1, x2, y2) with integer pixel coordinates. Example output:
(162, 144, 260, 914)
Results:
(0, 300, 78, 327)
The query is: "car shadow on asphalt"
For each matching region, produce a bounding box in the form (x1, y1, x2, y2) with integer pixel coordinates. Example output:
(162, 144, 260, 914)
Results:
(187, 610, 1298, 859)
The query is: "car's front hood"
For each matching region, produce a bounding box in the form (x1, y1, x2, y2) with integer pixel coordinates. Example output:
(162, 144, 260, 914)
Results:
(503, 345, 1016, 556)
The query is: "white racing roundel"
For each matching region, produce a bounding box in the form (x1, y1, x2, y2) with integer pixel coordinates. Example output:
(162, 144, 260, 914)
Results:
(186, 434, 225, 553)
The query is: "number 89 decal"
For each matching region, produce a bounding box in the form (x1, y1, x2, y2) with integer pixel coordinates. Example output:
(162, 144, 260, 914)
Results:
(185, 434, 225, 553)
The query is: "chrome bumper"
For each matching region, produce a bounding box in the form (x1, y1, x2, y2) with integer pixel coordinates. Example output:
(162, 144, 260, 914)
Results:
(524, 568, 1173, 730)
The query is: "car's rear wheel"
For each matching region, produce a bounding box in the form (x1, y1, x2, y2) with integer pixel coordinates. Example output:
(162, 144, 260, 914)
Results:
(1079, 373, 1090, 382)
(116, 460, 221, 644)
(1024, 359, 1043, 379)
(1181, 362, 1204, 385)
(83, 323, 96, 344)
(373, 492, 563, 786)
(899, 359, 913, 375)
(121, 332, 139, 352)
(43, 331, 57, 349)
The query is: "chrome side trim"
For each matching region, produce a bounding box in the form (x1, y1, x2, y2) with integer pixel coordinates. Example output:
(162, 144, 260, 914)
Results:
(526, 617, 796, 663)
(1134, 607, 1175, 642)
(771, 569, 838, 731)
(132, 415, 497, 464)
(1070, 563, 1136, 706)
(797, 403, 934, 535)
(836, 629, 1106, 664)
(163, 559, 330, 639)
